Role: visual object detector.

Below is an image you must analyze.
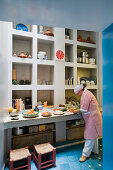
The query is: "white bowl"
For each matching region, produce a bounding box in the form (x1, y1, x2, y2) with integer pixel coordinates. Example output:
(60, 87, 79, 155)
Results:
(38, 54, 44, 60)
(38, 51, 46, 55)
(89, 58, 95, 64)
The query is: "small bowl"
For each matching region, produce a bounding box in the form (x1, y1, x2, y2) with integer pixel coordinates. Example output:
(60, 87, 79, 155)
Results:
(38, 54, 44, 60)
(9, 111, 18, 117)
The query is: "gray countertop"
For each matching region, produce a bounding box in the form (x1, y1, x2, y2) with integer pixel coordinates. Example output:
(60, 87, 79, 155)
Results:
(4, 109, 82, 129)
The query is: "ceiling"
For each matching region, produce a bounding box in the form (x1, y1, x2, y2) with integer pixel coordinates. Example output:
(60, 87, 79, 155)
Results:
(0, 0, 113, 32)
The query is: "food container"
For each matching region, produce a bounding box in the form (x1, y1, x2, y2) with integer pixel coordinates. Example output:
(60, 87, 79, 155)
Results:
(37, 105, 43, 110)
(13, 127, 23, 135)
(77, 57, 82, 63)
(89, 58, 95, 64)
(76, 120, 80, 126)
(90, 80, 95, 85)
(44, 29, 54, 36)
(37, 53, 44, 60)
(86, 80, 90, 86)
(81, 80, 86, 85)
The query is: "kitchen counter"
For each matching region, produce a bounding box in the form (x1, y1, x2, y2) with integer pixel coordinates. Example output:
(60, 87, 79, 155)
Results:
(4, 109, 82, 129)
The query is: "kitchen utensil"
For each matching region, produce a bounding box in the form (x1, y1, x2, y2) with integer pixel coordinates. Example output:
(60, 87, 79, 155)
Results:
(37, 105, 43, 110)
(77, 35, 85, 42)
(13, 127, 23, 135)
(90, 80, 95, 85)
(18, 52, 27, 58)
(81, 80, 86, 84)
(41, 81, 47, 85)
(44, 29, 54, 36)
(89, 58, 95, 64)
(9, 111, 18, 117)
(25, 96, 32, 107)
(37, 53, 44, 60)
(12, 80, 18, 85)
(25, 80, 31, 85)
(86, 36, 95, 44)
(86, 80, 90, 86)
(39, 25, 44, 34)
(77, 57, 82, 63)
(12, 69, 16, 80)
(20, 80, 24, 85)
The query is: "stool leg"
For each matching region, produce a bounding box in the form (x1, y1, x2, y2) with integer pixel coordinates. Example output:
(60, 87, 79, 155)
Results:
(9, 159, 13, 170)
(28, 155, 31, 170)
(38, 152, 41, 170)
(53, 148, 56, 167)
(33, 146, 35, 162)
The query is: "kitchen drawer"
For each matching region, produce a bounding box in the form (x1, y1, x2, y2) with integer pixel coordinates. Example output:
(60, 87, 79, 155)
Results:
(66, 126, 84, 140)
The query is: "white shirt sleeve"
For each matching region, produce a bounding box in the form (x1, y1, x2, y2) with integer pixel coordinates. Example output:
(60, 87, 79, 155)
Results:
(80, 108, 90, 114)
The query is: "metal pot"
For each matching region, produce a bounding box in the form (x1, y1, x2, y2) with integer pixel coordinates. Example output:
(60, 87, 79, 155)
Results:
(13, 127, 23, 135)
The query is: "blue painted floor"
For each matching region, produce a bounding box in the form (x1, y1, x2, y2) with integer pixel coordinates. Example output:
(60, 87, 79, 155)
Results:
(5, 140, 103, 170)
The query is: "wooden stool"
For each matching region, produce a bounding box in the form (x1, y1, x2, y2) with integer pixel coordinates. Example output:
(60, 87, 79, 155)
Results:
(9, 146, 31, 170)
(33, 143, 56, 170)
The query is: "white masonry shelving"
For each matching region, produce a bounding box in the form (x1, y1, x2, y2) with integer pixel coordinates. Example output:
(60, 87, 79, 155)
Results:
(5, 22, 102, 109)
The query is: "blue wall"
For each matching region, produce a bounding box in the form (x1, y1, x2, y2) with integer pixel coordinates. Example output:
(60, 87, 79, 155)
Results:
(103, 24, 113, 170)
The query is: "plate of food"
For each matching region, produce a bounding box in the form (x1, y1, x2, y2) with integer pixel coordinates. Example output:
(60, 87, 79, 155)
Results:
(53, 110, 64, 115)
(42, 111, 52, 117)
(22, 109, 39, 118)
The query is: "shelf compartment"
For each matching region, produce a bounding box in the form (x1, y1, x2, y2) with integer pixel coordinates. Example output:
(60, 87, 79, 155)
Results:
(77, 68, 97, 86)
(37, 90, 54, 105)
(65, 66, 74, 85)
(12, 90, 32, 109)
(77, 47, 97, 65)
(13, 34, 33, 58)
(65, 28, 74, 40)
(77, 30, 96, 46)
(13, 23, 33, 32)
(37, 38, 54, 60)
(38, 26, 54, 36)
(37, 65, 54, 85)
(12, 63, 32, 85)
(65, 44, 74, 62)
(65, 89, 80, 104)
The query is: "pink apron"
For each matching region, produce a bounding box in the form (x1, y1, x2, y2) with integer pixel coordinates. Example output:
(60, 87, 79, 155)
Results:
(80, 89, 102, 139)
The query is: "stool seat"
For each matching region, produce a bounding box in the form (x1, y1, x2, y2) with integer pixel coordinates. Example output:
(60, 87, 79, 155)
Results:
(34, 142, 55, 155)
(33, 143, 56, 170)
(10, 147, 30, 161)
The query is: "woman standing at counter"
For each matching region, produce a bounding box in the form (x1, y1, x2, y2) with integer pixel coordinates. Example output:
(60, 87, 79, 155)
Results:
(74, 84, 102, 162)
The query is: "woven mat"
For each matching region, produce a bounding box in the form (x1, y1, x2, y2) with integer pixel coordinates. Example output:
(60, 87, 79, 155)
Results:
(10, 147, 30, 161)
(34, 143, 55, 154)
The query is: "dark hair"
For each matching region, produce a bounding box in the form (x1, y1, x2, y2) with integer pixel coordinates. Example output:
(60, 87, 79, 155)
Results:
(83, 83, 86, 91)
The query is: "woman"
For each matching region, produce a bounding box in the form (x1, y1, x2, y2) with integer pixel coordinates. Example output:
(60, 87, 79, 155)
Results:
(74, 84, 102, 162)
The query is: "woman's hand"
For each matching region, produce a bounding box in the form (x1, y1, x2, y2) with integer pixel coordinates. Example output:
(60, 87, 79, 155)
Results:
(73, 109, 80, 114)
